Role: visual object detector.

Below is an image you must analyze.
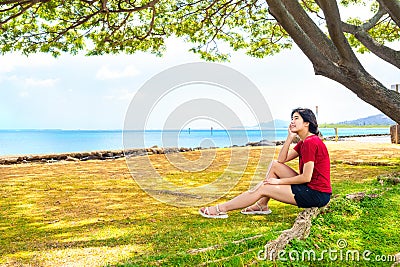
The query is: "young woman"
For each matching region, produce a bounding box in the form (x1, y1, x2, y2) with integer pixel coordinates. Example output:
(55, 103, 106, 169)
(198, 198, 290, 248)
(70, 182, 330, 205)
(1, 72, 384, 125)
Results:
(199, 108, 331, 218)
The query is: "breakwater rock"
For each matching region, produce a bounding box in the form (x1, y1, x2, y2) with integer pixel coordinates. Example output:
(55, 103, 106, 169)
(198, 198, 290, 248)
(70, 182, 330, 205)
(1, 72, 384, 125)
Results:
(0, 133, 390, 165)
(323, 133, 390, 141)
(246, 140, 276, 146)
(246, 133, 390, 146)
(0, 146, 203, 165)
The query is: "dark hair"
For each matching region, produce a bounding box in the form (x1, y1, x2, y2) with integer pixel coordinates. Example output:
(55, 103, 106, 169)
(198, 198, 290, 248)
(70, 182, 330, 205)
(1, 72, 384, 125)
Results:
(291, 108, 320, 135)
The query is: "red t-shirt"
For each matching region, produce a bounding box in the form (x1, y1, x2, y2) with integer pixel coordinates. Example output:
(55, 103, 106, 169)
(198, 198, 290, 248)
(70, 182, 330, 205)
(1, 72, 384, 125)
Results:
(293, 135, 332, 193)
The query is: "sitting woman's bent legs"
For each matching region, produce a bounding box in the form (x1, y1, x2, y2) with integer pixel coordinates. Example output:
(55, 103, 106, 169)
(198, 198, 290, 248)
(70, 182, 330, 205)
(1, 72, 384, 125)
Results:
(218, 183, 296, 213)
(246, 160, 299, 210)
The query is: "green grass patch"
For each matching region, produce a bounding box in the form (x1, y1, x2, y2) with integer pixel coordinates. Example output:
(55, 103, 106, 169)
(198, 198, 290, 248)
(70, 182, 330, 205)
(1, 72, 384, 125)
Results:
(275, 183, 400, 267)
(0, 145, 399, 266)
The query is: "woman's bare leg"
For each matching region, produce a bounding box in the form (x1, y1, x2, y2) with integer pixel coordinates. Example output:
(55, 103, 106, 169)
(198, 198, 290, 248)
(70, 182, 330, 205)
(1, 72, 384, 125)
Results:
(244, 160, 298, 211)
(215, 183, 296, 213)
(200, 161, 298, 216)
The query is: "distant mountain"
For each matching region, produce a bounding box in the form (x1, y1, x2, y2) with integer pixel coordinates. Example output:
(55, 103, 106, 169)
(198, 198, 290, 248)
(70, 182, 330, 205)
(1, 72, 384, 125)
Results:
(258, 119, 289, 129)
(232, 119, 289, 129)
(243, 114, 394, 129)
(337, 114, 395, 126)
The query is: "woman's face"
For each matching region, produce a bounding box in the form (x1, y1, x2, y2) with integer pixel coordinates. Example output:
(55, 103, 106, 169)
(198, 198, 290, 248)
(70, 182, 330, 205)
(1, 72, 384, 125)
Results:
(290, 112, 308, 133)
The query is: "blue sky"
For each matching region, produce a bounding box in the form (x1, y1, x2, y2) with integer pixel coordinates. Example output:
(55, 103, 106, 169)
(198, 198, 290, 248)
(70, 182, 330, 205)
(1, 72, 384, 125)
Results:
(0, 38, 398, 130)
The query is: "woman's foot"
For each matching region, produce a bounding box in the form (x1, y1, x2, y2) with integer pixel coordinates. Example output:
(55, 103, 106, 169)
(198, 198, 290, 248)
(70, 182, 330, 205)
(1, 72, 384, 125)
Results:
(199, 204, 228, 219)
(241, 201, 272, 215)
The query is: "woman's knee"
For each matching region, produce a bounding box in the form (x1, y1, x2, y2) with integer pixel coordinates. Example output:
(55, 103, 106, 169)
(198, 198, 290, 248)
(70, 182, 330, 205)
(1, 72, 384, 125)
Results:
(268, 160, 297, 178)
(271, 160, 280, 166)
(269, 160, 285, 175)
(258, 183, 274, 198)
(270, 160, 286, 170)
(269, 160, 278, 171)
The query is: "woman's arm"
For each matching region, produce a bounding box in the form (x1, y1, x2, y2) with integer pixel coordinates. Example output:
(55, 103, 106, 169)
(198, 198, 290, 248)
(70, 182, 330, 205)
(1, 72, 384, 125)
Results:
(277, 126, 298, 163)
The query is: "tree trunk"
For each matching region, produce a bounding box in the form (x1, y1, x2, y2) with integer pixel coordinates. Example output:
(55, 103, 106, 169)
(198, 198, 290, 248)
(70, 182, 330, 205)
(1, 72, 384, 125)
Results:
(262, 207, 321, 260)
(267, 0, 400, 124)
(314, 63, 400, 125)
(390, 125, 400, 144)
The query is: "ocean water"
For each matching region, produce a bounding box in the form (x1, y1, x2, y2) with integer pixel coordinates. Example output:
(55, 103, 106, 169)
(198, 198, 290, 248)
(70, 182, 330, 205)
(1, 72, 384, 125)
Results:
(0, 128, 390, 156)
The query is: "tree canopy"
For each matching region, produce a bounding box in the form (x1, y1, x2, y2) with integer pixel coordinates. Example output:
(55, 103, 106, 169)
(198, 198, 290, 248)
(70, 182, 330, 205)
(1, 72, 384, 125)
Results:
(1, 0, 399, 123)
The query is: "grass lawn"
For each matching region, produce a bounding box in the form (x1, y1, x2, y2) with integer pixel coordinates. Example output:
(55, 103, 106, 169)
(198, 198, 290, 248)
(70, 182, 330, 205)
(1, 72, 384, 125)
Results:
(0, 141, 399, 266)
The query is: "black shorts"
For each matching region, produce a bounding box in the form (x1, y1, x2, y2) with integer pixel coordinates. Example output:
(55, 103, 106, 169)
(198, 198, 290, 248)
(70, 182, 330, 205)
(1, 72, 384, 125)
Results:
(291, 184, 331, 208)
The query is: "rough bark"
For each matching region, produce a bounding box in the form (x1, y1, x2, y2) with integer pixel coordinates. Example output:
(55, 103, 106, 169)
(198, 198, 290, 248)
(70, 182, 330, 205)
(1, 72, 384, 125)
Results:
(319, 68, 400, 124)
(262, 207, 321, 260)
(267, 0, 338, 69)
(378, 0, 400, 26)
(317, 0, 361, 66)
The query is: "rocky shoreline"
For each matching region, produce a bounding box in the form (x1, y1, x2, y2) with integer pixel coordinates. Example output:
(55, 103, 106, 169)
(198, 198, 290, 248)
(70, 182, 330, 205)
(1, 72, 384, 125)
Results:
(0, 133, 390, 165)
(322, 133, 390, 142)
(0, 147, 202, 165)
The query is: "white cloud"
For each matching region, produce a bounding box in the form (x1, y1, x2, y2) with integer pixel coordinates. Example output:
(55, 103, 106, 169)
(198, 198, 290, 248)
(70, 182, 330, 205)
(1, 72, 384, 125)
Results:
(0, 37, 397, 130)
(18, 91, 29, 97)
(103, 88, 136, 101)
(96, 65, 140, 80)
(0, 63, 14, 73)
(0, 53, 56, 73)
(24, 77, 58, 87)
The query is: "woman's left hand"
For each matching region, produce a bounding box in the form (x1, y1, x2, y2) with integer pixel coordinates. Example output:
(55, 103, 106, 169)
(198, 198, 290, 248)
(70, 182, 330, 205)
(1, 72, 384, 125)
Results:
(264, 178, 281, 185)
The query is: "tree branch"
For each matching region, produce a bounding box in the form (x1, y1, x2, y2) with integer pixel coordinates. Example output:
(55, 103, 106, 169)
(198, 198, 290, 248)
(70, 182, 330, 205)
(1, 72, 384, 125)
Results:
(138, 6, 156, 40)
(359, 3, 387, 31)
(0, 2, 35, 25)
(342, 22, 400, 69)
(341, 3, 400, 69)
(108, 0, 160, 13)
(49, 11, 100, 44)
(316, 0, 361, 67)
(102, 0, 108, 12)
(378, 0, 400, 27)
(272, 0, 400, 124)
(280, 0, 340, 63)
(0, 0, 41, 5)
(0, 0, 31, 11)
(108, 12, 131, 37)
(266, 0, 334, 70)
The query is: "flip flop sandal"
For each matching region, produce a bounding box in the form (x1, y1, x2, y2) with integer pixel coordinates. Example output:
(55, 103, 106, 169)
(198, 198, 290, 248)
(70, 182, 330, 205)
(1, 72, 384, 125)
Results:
(241, 201, 272, 215)
(199, 204, 228, 219)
